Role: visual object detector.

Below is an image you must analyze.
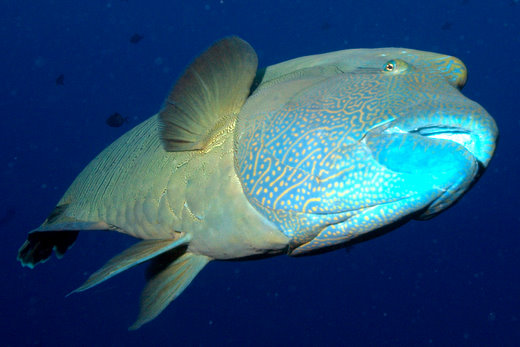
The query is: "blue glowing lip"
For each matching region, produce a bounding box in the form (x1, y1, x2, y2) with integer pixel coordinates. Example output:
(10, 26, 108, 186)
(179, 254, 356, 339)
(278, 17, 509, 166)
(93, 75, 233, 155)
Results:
(383, 124, 481, 165)
(410, 125, 470, 137)
(413, 126, 476, 157)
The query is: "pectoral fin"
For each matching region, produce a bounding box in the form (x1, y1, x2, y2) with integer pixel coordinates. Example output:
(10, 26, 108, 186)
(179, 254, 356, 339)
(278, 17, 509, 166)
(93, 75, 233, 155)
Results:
(72, 234, 192, 294)
(129, 251, 210, 330)
(159, 36, 258, 151)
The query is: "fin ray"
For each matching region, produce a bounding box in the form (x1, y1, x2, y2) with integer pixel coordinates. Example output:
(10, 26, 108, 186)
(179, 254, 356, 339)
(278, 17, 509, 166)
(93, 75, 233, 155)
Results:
(159, 36, 258, 151)
(17, 230, 79, 268)
(129, 252, 210, 330)
(72, 235, 191, 294)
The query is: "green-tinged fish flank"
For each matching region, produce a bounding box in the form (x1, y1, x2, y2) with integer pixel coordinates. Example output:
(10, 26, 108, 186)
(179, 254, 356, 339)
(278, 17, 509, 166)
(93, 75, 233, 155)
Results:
(17, 37, 498, 329)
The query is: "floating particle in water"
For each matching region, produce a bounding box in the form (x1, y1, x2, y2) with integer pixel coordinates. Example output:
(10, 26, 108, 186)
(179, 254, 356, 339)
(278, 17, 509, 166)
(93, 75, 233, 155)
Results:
(488, 312, 496, 322)
(321, 22, 331, 30)
(34, 56, 46, 68)
(441, 22, 453, 30)
(56, 74, 64, 85)
(130, 33, 143, 43)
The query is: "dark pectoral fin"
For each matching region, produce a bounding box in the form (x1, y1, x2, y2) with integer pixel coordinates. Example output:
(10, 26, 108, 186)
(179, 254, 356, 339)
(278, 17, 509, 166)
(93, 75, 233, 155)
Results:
(17, 230, 79, 269)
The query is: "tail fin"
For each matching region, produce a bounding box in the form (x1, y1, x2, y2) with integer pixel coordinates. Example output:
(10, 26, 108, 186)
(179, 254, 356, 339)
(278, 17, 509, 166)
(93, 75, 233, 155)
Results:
(17, 203, 108, 268)
(130, 251, 210, 330)
(18, 204, 79, 268)
(18, 230, 79, 268)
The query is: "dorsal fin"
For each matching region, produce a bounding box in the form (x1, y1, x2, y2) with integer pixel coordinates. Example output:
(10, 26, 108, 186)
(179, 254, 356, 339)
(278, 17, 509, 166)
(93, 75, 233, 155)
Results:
(159, 36, 258, 151)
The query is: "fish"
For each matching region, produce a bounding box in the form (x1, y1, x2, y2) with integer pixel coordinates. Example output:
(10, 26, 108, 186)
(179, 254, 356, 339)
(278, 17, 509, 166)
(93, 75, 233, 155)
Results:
(105, 112, 128, 127)
(17, 36, 498, 329)
(130, 33, 143, 44)
(55, 74, 64, 85)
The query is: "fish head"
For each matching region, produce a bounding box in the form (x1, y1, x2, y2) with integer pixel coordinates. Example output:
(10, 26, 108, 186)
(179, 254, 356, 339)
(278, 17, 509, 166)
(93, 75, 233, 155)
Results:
(235, 47, 498, 254)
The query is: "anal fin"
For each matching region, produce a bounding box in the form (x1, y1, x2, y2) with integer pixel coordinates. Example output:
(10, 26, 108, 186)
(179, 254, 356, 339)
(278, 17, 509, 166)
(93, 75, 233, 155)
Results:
(72, 234, 192, 294)
(129, 251, 210, 330)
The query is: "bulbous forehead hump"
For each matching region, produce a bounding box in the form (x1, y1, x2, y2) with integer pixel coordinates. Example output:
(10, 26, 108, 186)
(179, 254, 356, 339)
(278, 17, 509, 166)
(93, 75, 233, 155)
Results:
(386, 48, 468, 88)
(344, 47, 468, 89)
(261, 47, 468, 89)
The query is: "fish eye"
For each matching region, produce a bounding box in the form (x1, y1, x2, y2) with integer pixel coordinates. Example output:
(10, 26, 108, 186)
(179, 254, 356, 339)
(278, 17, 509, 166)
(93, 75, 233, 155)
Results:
(382, 59, 409, 74)
(384, 60, 396, 72)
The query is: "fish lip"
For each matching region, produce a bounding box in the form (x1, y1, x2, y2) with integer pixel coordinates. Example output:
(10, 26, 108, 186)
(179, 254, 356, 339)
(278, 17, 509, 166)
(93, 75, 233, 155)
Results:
(408, 124, 471, 137)
(412, 125, 479, 158)
(384, 123, 470, 137)
(401, 124, 483, 219)
(383, 123, 482, 165)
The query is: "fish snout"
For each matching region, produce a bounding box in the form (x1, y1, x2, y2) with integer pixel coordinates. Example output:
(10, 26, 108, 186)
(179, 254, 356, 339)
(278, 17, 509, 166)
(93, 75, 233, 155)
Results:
(364, 97, 498, 219)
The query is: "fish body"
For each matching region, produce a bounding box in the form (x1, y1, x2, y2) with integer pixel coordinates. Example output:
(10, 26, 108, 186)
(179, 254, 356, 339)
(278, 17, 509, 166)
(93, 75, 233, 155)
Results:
(18, 37, 498, 329)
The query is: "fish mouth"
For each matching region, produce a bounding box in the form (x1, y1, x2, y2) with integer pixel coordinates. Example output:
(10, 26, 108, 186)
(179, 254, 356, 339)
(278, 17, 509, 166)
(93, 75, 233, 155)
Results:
(410, 125, 490, 177)
(378, 122, 482, 174)
(373, 119, 495, 219)
(384, 114, 497, 170)
(416, 125, 498, 179)
(410, 125, 477, 158)
(409, 125, 471, 139)
(411, 124, 491, 218)
(379, 95, 499, 170)
(384, 123, 475, 152)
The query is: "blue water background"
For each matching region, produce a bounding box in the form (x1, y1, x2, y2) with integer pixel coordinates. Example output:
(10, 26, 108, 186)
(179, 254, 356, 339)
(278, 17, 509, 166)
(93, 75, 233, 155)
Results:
(1, 1, 519, 345)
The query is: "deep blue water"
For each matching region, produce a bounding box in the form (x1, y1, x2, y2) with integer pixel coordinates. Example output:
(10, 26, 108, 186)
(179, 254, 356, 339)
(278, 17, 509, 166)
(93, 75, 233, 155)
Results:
(2, 1, 519, 346)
